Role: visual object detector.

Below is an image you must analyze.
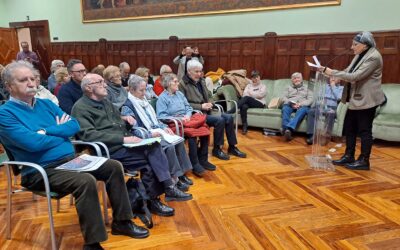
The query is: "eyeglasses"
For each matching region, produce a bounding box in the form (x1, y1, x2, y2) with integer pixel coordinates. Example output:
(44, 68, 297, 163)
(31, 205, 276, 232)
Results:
(71, 69, 87, 74)
(89, 79, 105, 85)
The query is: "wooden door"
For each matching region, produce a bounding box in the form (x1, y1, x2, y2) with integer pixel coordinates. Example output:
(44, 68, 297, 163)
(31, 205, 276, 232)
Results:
(9, 20, 52, 79)
(0, 27, 19, 66)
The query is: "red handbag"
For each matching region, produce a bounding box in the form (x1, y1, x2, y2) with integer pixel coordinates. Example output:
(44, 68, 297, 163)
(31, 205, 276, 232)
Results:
(167, 113, 210, 137)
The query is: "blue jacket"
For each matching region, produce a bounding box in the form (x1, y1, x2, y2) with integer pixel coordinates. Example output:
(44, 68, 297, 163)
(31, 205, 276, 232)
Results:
(57, 79, 83, 114)
(0, 98, 80, 175)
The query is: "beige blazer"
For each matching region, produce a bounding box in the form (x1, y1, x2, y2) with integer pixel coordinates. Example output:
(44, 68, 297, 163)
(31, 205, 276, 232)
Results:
(333, 47, 385, 110)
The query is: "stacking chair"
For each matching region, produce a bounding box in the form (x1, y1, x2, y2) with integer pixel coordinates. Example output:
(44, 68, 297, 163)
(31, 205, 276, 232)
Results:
(0, 141, 109, 250)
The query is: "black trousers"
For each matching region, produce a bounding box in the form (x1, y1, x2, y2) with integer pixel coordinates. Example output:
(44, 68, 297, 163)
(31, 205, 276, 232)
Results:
(206, 113, 237, 147)
(111, 142, 169, 198)
(21, 159, 132, 244)
(237, 96, 265, 124)
(187, 136, 209, 165)
(343, 106, 377, 158)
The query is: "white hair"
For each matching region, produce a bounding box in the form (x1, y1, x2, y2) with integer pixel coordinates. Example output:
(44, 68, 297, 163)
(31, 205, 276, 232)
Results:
(187, 60, 203, 71)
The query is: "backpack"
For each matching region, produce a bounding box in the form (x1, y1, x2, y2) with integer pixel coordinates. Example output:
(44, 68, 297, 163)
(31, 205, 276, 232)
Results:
(126, 177, 153, 229)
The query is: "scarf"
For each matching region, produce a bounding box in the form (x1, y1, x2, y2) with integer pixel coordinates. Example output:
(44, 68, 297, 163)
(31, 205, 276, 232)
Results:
(127, 92, 158, 130)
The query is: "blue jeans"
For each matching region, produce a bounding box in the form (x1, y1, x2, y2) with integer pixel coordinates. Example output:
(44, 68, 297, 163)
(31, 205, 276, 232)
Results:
(281, 104, 309, 131)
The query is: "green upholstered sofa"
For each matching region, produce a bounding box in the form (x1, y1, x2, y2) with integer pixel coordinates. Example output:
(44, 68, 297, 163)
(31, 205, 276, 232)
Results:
(372, 84, 400, 141)
(213, 79, 348, 137)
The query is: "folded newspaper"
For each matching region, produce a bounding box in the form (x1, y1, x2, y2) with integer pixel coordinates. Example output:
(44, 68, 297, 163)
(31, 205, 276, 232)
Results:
(55, 154, 107, 172)
(150, 128, 184, 144)
(123, 137, 161, 148)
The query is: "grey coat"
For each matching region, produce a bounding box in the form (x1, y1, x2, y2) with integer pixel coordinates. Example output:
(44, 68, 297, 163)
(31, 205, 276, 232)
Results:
(332, 47, 385, 110)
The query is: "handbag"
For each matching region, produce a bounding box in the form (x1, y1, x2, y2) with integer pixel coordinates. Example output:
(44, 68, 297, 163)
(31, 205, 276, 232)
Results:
(126, 177, 153, 229)
(167, 113, 210, 137)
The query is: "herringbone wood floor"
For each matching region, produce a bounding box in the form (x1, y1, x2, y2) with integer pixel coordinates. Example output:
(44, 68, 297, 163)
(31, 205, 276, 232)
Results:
(1, 130, 400, 249)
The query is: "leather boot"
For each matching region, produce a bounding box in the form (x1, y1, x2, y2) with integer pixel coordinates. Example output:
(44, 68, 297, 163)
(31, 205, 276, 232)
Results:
(345, 155, 370, 170)
(165, 186, 193, 202)
(148, 198, 175, 216)
(332, 154, 355, 166)
(111, 220, 149, 239)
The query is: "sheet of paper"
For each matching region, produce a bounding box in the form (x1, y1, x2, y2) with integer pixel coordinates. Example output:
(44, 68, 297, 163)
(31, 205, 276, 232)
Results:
(312, 55, 321, 67)
(123, 137, 161, 148)
(306, 61, 319, 68)
(56, 154, 108, 172)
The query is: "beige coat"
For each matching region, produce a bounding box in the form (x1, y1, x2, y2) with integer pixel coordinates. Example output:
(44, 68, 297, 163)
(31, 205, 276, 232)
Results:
(333, 47, 385, 110)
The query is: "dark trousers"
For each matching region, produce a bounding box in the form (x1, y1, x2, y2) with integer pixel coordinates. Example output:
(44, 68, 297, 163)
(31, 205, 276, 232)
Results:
(21, 159, 132, 244)
(206, 113, 237, 147)
(306, 107, 337, 135)
(237, 96, 265, 124)
(343, 106, 377, 158)
(187, 136, 209, 165)
(111, 142, 169, 198)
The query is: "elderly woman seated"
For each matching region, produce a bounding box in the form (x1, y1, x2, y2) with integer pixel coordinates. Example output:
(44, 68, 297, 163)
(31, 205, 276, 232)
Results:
(53, 67, 70, 96)
(104, 65, 128, 109)
(156, 73, 216, 177)
(121, 74, 194, 189)
(135, 66, 157, 100)
(34, 70, 59, 105)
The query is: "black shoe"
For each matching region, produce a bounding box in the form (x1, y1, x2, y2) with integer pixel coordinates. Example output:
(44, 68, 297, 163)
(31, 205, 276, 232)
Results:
(192, 163, 206, 177)
(212, 148, 230, 160)
(201, 161, 217, 171)
(284, 129, 292, 141)
(179, 175, 193, 185)
(111, 220, 149, 239)
(332, 154, 355, 166)
(345, 156, 370, 170)
(228, 146, 247, 158)
(83, 243, 104, 250)
(176, 180, 189, 192)
(242, 123, 248, 135)
(306, 135, 313, 145)
(148, 198, 175, 216)
(165, 186, 193, 202)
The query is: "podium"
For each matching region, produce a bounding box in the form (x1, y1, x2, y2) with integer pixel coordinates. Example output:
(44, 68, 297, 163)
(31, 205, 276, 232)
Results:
(305, 72, 335, 171)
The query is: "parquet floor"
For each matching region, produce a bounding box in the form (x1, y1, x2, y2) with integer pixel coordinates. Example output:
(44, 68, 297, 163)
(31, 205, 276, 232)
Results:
(1, 129, 400, 249)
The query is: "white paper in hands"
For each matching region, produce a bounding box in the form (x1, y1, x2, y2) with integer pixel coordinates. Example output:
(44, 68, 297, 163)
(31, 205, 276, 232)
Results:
(306, 55, 322, 68)
(150, 128, 184, 145)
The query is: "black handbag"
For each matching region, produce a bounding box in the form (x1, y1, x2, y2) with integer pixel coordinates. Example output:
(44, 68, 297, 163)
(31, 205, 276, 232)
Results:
(126, 177, 153, 229)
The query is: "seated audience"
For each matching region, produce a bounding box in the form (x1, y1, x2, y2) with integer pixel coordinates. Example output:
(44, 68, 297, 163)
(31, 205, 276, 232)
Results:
(153, 65, 173, 96)
(173, 45, 204, 81)
(71, 73, 192, 213)
(58, 59, 86, 114)
(47, 59, 65, 92)
(53, 67, 70, 96)
(0, 64, 9, 101)
(281, 72, 313, 141)
(103, 65, 128, 109)
(306, 76, 344, 145)
(227, 70, 267, 134)
(180, 60, 246, 161)
(135, 66, 157, 99)
(121, 74, 193, 188)
(34, 70, 59, 105)
(119, 61, 131, 87)
(91, 64, 106, 76)
(157, 73, 216, 177)
(0, 61, 149, 250)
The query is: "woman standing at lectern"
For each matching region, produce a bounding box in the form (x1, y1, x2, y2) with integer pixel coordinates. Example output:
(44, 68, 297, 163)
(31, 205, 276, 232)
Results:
(319, 31, 385, 170)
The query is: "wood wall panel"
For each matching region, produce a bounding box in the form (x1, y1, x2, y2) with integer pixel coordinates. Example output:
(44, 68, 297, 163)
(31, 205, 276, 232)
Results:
(50, 30, 400, 83)
(0, 28, 19, 66)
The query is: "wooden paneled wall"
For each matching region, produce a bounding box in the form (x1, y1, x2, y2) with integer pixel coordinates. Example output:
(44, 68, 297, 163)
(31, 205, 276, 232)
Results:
(50, 30, 400, 83)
